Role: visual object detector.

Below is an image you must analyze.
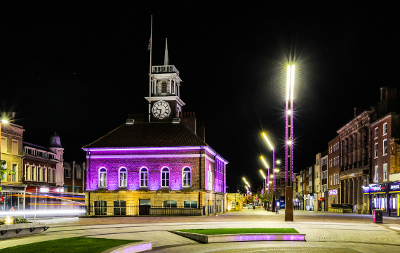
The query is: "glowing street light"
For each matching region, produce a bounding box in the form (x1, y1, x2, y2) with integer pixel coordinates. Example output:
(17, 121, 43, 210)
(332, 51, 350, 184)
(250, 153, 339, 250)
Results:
(260, 169, 266, 194)
(259, 169, 266, 179)
(260, 156, 270, 193)
(261, 133, 276, 191)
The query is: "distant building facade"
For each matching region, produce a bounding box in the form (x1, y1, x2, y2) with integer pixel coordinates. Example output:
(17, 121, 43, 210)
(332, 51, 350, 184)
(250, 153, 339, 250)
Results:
(63, 161, 86, 193)
(328, 135, 340, 207)
(0, 122, 25, 212)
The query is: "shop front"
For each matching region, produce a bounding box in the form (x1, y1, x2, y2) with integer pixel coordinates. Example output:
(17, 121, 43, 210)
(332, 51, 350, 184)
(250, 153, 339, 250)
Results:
(304, 194, 313, 211)
(0, 185, 26, 213)
(328, 189, 339, 207)
(388, 181, 400, 217)
(318, 192, 324, 211)
(364, 183, 388, 216)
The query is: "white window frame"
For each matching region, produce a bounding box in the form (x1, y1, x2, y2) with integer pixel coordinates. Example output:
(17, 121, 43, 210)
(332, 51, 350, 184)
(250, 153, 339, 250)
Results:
(374, 165, 379, 183)
(383, 122, 387, 136)
(182, 167, 192, 188)
(161, 167, 170, 188)
(374, 143, 378, 158)
(38, 167, 42, 182)
(25, 165, 30, 181)
(1, 136, 7, 153)
(383, 163, 388, 181)
(140, 167, 148, 188)
(12, 139, 18, 155)
(31, 165, 36, 181)
(43, 167, 47, 182)
(47, 168, 53, 183)
(99, 167, 107, 188)
(119, 167, 127, 188)
(383, 139, 387, 156)
(76, 168, 82, 180)
(374, 127, 378, 139)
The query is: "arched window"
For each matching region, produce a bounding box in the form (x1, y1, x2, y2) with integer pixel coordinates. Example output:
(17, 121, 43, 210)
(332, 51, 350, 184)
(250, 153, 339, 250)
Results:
(182, 167, 191, 187)
(161, 167, 170, 187)
(140, 168, 148, 187)
(119, 167, 127, 188)
(99, 168, 107, 188)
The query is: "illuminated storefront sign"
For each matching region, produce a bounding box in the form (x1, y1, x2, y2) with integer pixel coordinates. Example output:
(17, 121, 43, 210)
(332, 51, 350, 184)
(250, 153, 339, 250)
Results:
(368, 183, 387, 194)
(328, 189, 338, 196)
(389, 181, 400, 192)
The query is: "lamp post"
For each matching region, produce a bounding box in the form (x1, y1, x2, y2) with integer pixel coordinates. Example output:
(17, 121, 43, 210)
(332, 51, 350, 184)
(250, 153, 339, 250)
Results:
(260, 156, 269, 193)
(243, 177, 250, 201)
(285, 64, 295, 221)
(262, 133, 276, 191)
(259, 169, 266, 194)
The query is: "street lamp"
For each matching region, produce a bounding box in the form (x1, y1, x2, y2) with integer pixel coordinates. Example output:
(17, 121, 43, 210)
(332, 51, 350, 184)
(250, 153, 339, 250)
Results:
(260, 156, 270, 193)
(243, 177, 250, 200)
(285, 64, 295, 222)
(262, 133, 276, 191)
(259, 169, 266, 194)
(285, 65, 295, 185)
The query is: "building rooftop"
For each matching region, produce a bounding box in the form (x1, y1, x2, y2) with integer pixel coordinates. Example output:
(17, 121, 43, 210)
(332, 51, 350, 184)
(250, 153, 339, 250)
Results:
(82, 122, 208, 148)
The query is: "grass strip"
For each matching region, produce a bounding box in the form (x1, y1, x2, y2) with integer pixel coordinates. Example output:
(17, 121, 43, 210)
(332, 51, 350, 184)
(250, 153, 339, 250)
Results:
(0, 237, 141, 253)
(176, 228, 299, 235)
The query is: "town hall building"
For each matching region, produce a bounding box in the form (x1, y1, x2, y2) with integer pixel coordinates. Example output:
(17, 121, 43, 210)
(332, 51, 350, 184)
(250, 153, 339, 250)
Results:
(82, 44, 228, 216)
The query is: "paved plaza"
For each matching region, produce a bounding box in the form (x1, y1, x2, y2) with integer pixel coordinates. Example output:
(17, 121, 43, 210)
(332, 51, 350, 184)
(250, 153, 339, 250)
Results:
(1, 208, 400, 252)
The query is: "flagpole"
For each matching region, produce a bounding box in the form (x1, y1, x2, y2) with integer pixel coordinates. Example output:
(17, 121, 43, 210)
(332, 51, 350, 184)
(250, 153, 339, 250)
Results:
(148, 15, 153, 122)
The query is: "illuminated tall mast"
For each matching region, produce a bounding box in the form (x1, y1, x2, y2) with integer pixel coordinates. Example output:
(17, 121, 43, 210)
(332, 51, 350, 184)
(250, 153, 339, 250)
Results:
(285, 65, 295, 186)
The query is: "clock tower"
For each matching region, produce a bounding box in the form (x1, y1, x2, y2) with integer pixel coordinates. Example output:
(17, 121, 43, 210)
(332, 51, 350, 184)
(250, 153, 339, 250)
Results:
(145, 39, 185, 122)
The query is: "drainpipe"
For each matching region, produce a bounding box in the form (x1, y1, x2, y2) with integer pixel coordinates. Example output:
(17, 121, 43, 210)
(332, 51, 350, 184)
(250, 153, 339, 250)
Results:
(214, 155, 217, 215)
(199, 146, 202, 211)
(88, 149, 91, 215)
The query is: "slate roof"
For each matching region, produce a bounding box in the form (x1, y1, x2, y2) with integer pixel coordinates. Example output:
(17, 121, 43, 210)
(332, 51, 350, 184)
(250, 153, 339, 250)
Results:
(82, 122, 208, 148)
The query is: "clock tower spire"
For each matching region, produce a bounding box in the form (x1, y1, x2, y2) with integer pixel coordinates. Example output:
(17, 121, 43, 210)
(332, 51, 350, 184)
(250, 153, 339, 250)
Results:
(145, 39, 185, 122)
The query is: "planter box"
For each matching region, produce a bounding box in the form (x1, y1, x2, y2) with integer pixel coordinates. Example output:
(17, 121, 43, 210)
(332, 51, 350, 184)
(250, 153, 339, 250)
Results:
(170, 231, 306, 243)
(0, 222, 49, 239)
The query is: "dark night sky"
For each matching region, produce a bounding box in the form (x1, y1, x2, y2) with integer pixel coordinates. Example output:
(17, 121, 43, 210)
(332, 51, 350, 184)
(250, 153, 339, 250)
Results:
(1, 2, 398, 191)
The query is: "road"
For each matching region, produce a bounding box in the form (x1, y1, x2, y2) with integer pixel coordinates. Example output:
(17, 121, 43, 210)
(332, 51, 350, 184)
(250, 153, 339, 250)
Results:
(1, 208, 400, 252)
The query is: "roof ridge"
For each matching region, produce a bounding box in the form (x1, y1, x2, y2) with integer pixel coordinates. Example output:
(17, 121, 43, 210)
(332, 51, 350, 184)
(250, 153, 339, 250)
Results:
(82, 123, 126, 148)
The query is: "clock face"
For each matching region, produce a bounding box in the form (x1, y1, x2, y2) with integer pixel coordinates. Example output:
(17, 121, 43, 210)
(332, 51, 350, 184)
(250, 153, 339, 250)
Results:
(152, 100, 171, 119)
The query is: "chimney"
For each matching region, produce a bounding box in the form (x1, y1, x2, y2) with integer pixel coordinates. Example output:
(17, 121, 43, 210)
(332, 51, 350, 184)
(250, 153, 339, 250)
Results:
(197, 121, 205, 142)
(181, 111, 196, 133)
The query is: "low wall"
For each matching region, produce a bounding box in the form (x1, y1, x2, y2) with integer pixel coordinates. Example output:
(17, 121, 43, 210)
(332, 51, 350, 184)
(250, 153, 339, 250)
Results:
(0, 222, 49, 239)
(170, 231, 306, 243)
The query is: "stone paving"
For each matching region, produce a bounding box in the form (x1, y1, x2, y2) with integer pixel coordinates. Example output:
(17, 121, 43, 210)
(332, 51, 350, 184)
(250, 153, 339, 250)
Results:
(1, 208, 400, 252)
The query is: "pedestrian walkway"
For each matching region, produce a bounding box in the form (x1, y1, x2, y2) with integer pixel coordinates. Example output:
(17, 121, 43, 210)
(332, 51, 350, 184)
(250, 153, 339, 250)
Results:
(1, 209, 400, 252)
